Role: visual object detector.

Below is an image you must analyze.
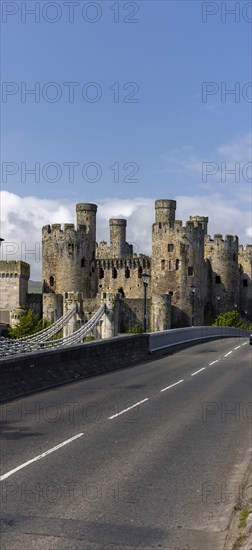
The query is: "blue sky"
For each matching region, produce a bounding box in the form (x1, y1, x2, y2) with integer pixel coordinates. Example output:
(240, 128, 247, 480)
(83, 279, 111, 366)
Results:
(0, 0, 251, 278)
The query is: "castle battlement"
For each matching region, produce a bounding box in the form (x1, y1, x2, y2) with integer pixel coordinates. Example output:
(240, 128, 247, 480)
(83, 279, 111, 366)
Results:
(97, 256, 151, 271)
(239, 244, 252, 254)
(205, 234, 238, 245)
(0, 260, 30, 278)
(42, 223, 88, 236)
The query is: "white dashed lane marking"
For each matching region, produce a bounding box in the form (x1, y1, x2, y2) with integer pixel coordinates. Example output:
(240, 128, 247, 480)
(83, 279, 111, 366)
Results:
(209, 359, 219, 366)
(108, 398, 149, 419)
(160, 379, 184, 393)
(191, 367, 206, 376)
(0, 433, 84, 481)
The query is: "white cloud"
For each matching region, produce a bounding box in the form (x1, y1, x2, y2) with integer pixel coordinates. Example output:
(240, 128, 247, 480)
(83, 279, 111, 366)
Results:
(162, 132, 252, 189)
(0, 191, 251, 281)
(217, 132, 252, 163)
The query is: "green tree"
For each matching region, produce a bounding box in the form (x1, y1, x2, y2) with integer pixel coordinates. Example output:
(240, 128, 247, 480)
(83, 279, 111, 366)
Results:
(6, 308, 50, 339)
(212, 310, 252, 331)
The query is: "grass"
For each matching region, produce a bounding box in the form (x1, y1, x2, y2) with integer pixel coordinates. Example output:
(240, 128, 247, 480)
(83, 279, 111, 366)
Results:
(232, 534, 245, 550)
(238, 507, 249, 529)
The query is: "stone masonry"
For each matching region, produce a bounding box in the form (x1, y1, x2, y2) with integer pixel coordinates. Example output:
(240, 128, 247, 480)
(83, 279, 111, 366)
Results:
(40, 199, 252, 330)
(0, 261, 30, 324)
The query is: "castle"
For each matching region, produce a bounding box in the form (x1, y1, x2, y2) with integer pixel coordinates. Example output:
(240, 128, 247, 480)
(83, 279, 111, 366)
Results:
(41, 199, 252, 330)
(0, 198, 251, 332)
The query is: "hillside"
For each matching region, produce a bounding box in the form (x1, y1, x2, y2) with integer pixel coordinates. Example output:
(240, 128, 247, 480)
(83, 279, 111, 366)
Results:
(28, 280, 42, 294)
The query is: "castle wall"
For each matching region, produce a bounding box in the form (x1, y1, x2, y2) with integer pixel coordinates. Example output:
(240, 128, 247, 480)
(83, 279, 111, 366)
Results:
(97, 256, 151, 299)
(151, 294, 171, 331)
(151, 201, 207, 326)
(42, 204, 98, 319)
(238, 244, 252, 318)
(0, 261, 30, 323)
(26, 293, 42, 317)
(42, 293, 63, 322)
(205, 234, 240, 314)
(119, 298, 151, 332)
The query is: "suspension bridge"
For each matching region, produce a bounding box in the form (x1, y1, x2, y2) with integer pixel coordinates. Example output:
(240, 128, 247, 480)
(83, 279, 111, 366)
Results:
(0, 304, 106, 358)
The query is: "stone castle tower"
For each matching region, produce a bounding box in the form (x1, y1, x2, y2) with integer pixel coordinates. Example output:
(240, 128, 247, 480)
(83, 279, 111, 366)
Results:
(0, 261, 30, 324)
(238, 244, 252, 317)
(42, 203, 98, 320)
(151, 200, 208, 326)
(205, 234, 240, 314)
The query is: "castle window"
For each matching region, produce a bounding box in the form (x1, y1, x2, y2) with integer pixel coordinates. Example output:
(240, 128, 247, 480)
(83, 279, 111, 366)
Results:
(49, 276, 54, 287)
(68, 243, 74, 254)
(158, 222, 162, 229)
(168, 244, 174, 252)
(99, 268, 104, 279)
(176, 259, 181, 271)
(169, 291, 173, 296)
(125, 267, 130, 278)
(233, 253, 236, 261)
(118, 287, 125, 298)
(168, 260, 172, 270)
(188, 266, 193, 276)
(161, 259, 165, 270)
(81, 258, 85, 267)
(243, 279, 248, 287)
(138, 266, 143, 278)
(215, 275, 221, 284)
(112, 267, 117, 279)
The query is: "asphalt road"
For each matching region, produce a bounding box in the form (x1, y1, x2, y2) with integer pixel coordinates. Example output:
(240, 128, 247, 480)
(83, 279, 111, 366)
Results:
(0, 336, 251, 550)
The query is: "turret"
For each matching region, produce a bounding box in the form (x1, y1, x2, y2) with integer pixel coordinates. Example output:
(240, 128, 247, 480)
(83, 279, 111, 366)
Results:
(189, 215, 209, 236)
(109, 219, 127, 258)
(155, 199, 176, 228)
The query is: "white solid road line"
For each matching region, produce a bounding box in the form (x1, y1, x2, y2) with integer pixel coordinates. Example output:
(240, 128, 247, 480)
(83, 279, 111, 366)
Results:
(160, 379, 184, 393)
(191, 367, 206, 376)
(108, 398, 149, 419)
(224, 351, 233, 357)
(0, 432, 84, 481)
(234, 345, 241, 350)
(209, 359, 219, 365)
(242, 342, 247, 346)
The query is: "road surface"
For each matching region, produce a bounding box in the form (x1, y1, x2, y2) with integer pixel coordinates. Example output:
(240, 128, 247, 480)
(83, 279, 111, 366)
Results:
(0, 336, 251, 549)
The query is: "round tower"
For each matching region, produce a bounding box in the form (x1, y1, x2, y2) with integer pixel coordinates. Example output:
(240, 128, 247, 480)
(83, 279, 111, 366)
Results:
(42, 203, 98, 319)
(155, 200, 176, 228)
(152, 200, 206, 326)
(76, 203, 97, 231)
(109, 219, 127, 258)
(238, 244, 252, 319)
(205, 234, 239, 313)
(76, 203, 97, 295)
